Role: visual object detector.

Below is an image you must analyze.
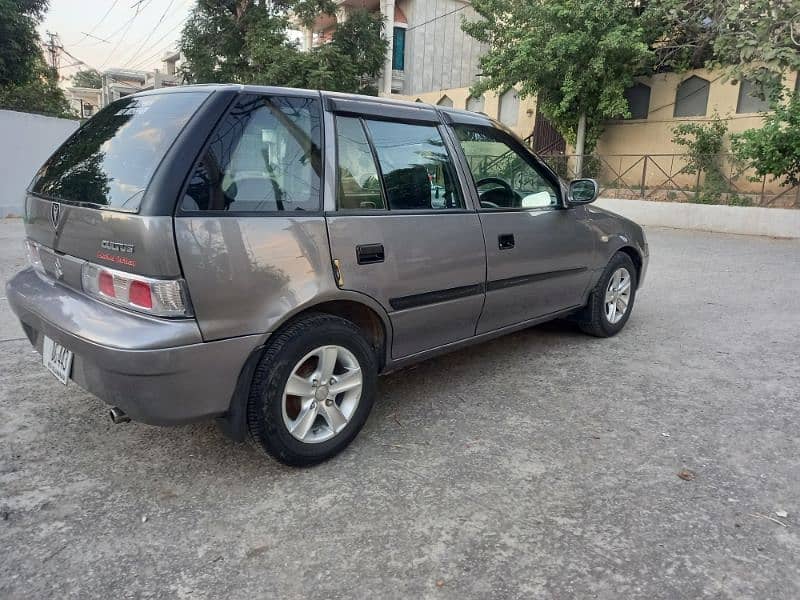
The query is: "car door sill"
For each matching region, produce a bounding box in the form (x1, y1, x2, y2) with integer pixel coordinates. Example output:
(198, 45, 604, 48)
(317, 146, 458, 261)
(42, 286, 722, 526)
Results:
(382, 304, 583, 374)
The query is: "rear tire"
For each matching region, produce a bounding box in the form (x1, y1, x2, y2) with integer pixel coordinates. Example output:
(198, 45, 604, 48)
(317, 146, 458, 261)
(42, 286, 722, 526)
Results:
(577, 252, 638, 338)
(246, 313, 377, 466)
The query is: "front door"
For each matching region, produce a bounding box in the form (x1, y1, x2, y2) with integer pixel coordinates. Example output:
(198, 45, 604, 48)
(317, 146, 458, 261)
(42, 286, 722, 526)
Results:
(450, 121, 596, 334)
(325, 110, 486, 359)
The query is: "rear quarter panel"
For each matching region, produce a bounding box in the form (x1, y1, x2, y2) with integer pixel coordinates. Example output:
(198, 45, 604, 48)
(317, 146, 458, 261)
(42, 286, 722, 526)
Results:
(175, 216, 336, 341)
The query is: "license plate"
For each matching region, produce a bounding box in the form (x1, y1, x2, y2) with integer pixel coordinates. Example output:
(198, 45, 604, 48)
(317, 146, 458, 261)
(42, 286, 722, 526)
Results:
(43, 336, 74, 385)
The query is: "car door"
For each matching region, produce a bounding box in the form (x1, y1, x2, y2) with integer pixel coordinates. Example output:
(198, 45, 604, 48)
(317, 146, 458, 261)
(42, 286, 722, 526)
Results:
(446, 114, 596, 334)
(324, 99, 486, 359)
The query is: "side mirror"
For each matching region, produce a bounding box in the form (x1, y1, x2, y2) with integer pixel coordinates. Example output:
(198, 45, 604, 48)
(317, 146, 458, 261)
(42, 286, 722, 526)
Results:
(568, 179, 599, 206)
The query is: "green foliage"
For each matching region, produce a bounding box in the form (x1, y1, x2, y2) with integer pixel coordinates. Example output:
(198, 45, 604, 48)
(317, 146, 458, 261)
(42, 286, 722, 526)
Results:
(0, 0, 49, 86)
(671, 115, 729, 203)
(0, 61, 73, 118)
(649, 0, 800, 101)
(72, 68, 102, 88)
(0, 0, 73, 118)
(180, 1, 387, 94)
(731, 96, 800, 186)
(463, 0, 654, 153)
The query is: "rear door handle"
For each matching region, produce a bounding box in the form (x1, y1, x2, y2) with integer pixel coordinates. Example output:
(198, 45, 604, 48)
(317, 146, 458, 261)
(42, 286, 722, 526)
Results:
(356, 243, 385, 265)
(498, 234, 515, 250)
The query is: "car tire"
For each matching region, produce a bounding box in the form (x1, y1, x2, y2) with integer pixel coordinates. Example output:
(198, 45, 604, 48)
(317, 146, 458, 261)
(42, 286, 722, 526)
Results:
(246, 313, 378, 467)
(577, 252, 638, 338)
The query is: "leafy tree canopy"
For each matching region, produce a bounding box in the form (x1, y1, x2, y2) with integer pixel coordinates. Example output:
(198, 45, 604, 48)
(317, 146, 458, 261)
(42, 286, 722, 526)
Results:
(463, 0, 654, 153)
(0, 0, 73, 117)
(72, 68, 102, 88)
(732, 95, 800, 186)
(180, 0, 387, 94)
(649, 0, 800, 101)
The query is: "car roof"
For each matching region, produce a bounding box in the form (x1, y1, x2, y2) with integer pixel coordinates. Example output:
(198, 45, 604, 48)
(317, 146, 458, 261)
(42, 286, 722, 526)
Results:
(134, 83, 495, 124)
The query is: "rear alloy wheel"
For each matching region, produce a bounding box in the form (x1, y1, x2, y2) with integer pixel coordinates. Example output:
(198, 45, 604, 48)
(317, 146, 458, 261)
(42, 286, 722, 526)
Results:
(247, 314, 377, 466)
(578, 252, 638, 337)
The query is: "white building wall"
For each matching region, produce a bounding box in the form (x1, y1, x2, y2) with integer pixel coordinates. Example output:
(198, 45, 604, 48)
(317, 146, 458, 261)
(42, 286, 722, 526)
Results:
(0, 110, 79, 217)
(402, 0, 486, 95)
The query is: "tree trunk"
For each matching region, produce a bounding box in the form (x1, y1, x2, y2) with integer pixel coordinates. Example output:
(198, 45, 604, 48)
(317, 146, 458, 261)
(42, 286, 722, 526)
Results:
(575, 112, 587, 178)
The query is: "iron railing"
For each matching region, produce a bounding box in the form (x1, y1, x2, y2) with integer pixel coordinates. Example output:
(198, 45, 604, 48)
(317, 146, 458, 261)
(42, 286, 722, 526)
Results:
(538, 153, 800, 209)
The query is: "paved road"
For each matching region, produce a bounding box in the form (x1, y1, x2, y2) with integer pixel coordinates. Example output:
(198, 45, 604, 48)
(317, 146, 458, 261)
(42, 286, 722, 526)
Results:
(1, 218, 799, 599)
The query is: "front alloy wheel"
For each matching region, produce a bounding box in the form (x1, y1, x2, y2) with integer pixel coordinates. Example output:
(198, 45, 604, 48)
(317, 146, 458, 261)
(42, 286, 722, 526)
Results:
(604, 267, 632, 324)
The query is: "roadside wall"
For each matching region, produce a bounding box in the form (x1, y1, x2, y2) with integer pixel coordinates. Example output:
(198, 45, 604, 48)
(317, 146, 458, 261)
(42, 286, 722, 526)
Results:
(597, 198, 800, 239)
(0, 110, 79, 218)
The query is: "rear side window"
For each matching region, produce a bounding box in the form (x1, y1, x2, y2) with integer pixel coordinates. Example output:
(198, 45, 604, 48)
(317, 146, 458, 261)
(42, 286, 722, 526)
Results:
(31, 92, 209, 212)
(366, 120, 463, 210)
(336, 117, 385, 210)
(182, 95, 322, 213)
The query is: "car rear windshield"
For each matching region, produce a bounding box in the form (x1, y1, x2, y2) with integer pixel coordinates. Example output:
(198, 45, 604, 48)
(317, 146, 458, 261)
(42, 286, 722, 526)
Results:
(30, 91, 209, 212)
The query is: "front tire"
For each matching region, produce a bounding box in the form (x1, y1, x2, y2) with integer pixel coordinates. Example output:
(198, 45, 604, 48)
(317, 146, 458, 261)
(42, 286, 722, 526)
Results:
(578, 252, 638, 338)
(246, 313, 377, 466)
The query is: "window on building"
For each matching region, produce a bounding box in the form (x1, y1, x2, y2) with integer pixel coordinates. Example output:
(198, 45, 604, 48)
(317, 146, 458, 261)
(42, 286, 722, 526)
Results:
(674, 76, 710, 117)
(392, 27, 406, 71)
(181, 95, 322, 212)
(365, 120, 464, 210)
(336, 117, 384, 210)
(499, 89, 520, 126)
(466, 95, 485, 113)
(623, 83, 650, 119)
(736, 79, 770, 114)
(437, 95, 454, 108)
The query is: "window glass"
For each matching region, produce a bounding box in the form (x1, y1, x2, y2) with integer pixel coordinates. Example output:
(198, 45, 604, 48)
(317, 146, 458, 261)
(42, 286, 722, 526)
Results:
(736, 79, 770, 114)
(32, 92, 208, 211)
(392, 27, 406, 71)
(454, 124, 559, 210)
(182, 95, 322, 212)
(336, 117, 384, 210)
(623, 83, 651, 119)
(365, 120, 464, 210)
(674, 76, 710, 117)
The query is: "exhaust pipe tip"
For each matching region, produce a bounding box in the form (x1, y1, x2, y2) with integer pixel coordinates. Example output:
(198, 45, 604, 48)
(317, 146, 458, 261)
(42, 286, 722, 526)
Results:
(109, 407, 131, 424)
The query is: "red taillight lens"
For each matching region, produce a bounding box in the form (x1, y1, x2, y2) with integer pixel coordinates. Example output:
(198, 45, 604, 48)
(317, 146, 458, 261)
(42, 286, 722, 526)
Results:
(128, 280, 153, 309)
(98, 271, 116, 297)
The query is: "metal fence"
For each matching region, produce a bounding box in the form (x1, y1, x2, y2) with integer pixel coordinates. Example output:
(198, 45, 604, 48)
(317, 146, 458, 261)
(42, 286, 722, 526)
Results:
(539, 154, 800, 209)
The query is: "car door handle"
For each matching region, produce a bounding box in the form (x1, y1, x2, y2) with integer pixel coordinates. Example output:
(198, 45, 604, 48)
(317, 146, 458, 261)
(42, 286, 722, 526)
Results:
(498, 234, 515, 250)
(356, 243, 385, 265)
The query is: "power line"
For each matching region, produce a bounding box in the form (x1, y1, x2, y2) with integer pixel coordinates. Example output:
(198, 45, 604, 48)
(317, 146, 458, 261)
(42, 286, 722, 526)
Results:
(126, 16, 189, 70)
(121, 0, 177, 68)
(72, 0, 121, 46)
(99, 0, 153, 68)
(405, 4, 469, 33)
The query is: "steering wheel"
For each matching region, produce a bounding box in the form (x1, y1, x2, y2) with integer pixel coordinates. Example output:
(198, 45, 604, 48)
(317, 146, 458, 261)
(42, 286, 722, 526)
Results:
(475, 176, 519, 208)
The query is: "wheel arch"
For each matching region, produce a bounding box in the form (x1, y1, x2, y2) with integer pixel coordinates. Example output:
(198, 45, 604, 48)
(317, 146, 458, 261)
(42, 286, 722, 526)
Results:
(616, 245, 644, 285)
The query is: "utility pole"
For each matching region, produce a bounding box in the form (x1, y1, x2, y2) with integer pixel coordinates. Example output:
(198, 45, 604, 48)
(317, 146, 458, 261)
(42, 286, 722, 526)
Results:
(44, 31, 63, 71)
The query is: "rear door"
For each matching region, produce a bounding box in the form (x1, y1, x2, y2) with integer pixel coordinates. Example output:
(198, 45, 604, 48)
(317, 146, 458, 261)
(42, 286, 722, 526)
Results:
(324, 99, 486, 359)
(447, 117, 596, 334)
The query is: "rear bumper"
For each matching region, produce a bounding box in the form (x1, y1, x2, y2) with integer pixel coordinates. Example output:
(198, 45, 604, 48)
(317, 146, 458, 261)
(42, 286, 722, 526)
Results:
(6, 268, 263, 425)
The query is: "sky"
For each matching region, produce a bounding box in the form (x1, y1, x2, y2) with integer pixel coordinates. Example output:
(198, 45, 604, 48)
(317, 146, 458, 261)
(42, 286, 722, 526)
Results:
(38, 0, 194, 80)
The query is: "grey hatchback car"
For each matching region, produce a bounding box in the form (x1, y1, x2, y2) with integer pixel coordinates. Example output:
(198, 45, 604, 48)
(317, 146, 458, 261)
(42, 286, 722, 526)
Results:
(7, 85, 648, 466)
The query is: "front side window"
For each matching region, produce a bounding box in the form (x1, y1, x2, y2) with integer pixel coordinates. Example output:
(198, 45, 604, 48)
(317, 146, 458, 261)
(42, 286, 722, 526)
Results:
(454, 124, 559, 210)
(182, 95, 322, 212)
(364, 120, 464, 210)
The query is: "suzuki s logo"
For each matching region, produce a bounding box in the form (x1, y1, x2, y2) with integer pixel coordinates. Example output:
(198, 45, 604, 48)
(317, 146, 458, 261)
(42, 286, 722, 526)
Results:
(50, 202, 61, 230)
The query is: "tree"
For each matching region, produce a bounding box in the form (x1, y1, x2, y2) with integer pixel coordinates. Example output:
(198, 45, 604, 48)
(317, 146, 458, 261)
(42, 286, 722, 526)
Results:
(671, 114, 730, 203)
(179, 0, 387, 94)
(648, 0, 800, 101)
(72, 68, 102, 88)
(463, 0, 654, 175)
(731, 96, 800, 186)
(0, 0, 73, 118)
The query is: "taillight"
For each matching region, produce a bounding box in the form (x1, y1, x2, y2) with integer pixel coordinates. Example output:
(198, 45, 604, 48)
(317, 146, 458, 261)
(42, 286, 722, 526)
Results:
(81, 262, 192, 318)
(24, 239, 45, 274)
